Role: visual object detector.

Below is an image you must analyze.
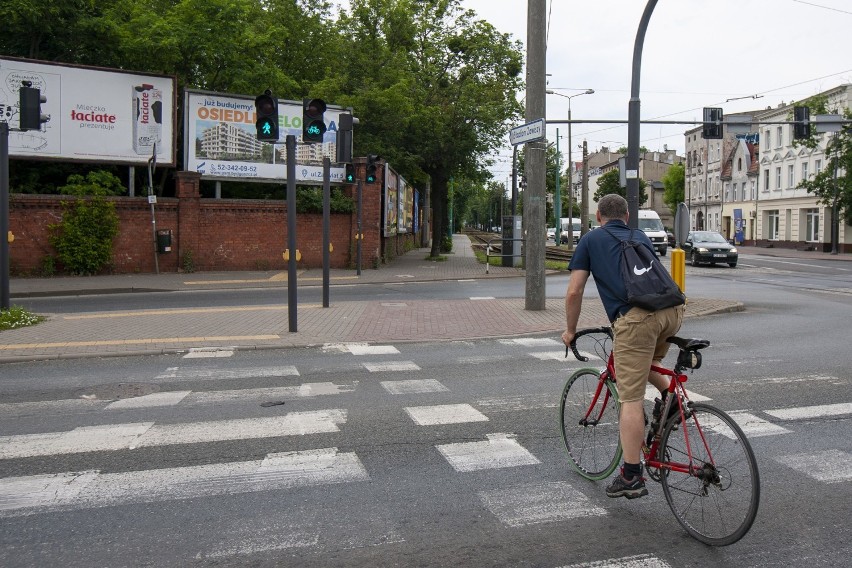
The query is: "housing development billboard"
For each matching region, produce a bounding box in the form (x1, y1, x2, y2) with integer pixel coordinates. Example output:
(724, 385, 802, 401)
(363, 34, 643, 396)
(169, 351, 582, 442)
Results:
(0, 57, 176, 165)
(183, 90, 348, 183)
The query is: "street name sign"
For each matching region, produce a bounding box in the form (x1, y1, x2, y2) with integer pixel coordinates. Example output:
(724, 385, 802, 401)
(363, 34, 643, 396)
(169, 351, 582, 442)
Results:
(510, 118, 545, 146)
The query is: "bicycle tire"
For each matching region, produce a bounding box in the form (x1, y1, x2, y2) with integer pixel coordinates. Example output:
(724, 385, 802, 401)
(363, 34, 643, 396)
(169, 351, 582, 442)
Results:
(559, 368, 622, 480)
(659, 403, 760, 546)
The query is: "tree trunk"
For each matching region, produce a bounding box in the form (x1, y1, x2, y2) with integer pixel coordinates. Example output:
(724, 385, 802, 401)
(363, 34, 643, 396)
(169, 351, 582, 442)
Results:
(429, 175, 448, 257)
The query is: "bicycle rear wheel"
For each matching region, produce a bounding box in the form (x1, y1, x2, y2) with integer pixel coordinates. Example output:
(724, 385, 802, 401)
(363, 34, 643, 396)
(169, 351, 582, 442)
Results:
(660, 403, 760, 546)
(559, 368, 622, 480)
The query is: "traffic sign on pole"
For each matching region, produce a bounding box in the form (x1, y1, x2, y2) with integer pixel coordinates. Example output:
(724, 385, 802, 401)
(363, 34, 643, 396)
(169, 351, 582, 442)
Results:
(510, 118, 545, 146)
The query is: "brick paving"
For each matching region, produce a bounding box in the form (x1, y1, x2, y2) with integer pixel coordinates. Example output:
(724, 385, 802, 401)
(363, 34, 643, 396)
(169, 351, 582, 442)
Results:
(1, 235, 746, 362)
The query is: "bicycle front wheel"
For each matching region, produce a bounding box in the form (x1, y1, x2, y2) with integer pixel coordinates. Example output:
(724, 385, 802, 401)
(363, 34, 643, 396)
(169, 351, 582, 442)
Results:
(559, 368, 622, 480)
(660, 403, 760, 546)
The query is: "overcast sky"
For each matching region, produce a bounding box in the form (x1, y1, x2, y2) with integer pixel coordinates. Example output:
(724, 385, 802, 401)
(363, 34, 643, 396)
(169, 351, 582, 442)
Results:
(459, 0, 852, 182)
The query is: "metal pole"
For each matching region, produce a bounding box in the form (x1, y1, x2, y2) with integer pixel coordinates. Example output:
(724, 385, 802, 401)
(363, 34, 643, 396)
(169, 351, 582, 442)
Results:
(524, 0, 547, 311)
(554, 128, 560, 237)
(357, 179, 363, 274)
(0, 122, 10, 309)
(147, 144, 159, 275)
(511, 146, 518, 215)
(626, 0, 658, 230)
(566, 105, 573, 250)
(286, 135, 297, 332)
(581, 140, 590, 235)
(322, 157, 330, 307)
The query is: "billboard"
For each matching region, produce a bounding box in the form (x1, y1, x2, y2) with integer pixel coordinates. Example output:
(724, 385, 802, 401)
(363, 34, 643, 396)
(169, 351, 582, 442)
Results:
(0, 57, 176, 165)
(183, 90, 348, 183)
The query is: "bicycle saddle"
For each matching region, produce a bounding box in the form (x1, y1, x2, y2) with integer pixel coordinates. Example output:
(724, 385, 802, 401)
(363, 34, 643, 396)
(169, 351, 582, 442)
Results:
(667, 336, 710, 351)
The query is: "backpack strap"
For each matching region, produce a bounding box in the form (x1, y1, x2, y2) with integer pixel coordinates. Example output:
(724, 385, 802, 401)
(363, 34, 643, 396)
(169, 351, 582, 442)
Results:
(602, 226, 634, 243)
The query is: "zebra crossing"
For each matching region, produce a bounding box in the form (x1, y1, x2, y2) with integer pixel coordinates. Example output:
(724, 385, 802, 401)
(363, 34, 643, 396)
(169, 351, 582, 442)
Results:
(1, 336, 850, 565)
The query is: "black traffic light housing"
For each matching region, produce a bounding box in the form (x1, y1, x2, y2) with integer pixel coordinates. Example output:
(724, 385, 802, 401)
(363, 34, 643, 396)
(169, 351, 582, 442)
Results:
(19, 84, 48, 131)
(302, 98, 327, 144)
(793, 106, 811, 139)
(254, 90, 279, 142)
(366, 154, 379, 183)
(345, 163, 356, 183)
(702, 107, 723, 139)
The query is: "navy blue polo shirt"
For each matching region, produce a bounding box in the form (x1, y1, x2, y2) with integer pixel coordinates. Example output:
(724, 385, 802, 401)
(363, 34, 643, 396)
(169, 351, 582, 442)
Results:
(568, 219, 657, 322)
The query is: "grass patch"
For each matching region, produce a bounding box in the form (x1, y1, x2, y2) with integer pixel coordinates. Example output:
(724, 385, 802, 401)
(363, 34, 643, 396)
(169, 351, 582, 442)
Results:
(0, 305, 45, 331)
(471, 247, 569, 271)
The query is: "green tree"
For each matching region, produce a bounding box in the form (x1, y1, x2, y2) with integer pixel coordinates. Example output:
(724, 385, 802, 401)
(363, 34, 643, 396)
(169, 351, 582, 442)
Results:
(793, 95, 852, 235)
(593, 169, 648, 205)
(662, 162, 685, 215)
(326, 0, 523, 257)
(616, 145, 649, 155)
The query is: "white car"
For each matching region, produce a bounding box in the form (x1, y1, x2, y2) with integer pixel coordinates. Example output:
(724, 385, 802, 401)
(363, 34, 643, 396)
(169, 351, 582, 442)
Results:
(546, 227, 556, 240)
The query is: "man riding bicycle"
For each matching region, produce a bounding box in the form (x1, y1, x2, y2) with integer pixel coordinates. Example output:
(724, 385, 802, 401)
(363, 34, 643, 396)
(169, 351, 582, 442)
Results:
(561, 194, 685, 499)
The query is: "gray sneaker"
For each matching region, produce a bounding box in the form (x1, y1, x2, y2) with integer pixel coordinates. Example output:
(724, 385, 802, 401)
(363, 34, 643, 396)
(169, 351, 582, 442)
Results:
(606, 472, 648, 499)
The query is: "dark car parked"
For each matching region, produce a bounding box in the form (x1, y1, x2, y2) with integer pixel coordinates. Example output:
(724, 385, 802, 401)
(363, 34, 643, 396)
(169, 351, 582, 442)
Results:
(682, 231, 738, 268)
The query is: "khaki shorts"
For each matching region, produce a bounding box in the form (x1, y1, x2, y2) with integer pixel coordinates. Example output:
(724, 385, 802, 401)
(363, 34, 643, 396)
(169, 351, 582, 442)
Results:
(612, 305, 685, 403)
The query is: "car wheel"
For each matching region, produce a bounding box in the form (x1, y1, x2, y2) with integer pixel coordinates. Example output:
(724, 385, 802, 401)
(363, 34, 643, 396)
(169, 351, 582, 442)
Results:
(691, 252, 700, 267)
(728, 262, 737, 268)
(660, 248, 667, 257)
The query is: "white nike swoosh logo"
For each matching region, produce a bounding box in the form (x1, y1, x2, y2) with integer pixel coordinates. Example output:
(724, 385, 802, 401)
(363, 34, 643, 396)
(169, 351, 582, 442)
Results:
(633, 261, 654, 275)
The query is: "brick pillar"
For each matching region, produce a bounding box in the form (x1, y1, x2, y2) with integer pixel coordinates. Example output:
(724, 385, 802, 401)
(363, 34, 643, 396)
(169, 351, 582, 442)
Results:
(175, 171, 201, 270)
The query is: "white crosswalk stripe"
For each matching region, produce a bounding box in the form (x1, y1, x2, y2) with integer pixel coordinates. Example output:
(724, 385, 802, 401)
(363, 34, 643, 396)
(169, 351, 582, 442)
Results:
(478, 481, 606, 527)
(776, 449, 852, 483)
(436, 433, 540, 472)
(156, 365, 299, 380)
(559, 554, 673, 568)
(0, 410, 347, 459)
(0, 447, 369, 517)
(764, 402, 852, 420)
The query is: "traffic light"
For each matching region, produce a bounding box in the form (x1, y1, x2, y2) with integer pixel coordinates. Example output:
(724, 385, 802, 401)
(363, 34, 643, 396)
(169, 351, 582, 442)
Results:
(366, 154, 379, 183)
(702, 107, 723, 139)
(254, 90, 279, 142)
(793, 106, 811, 139)
(19, 85, 48, 131)
(345, 164, 356, 183)
(302, 98, 327, 144)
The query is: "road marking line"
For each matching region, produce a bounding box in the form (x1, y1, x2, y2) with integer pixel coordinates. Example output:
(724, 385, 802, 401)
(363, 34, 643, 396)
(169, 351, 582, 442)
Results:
(500, 338, 561, 347)
(726, 411, 792, 437)
(643, 384, 711, 402)
(0, 410, 347, 459)
(0, 448, 368, 516)
(156, 365, 299, 380)
(559, 554, 673, 568)
(405, 403, 488, 426)
(0, 336, 280, 350)
(346, 344, 400, 355)
(476, 394, 556, 411)
(381, 379, 448, 394)
(478, 481, 605, 527)
(184, 348, 234, 358)
(436, 433, 539, 472)
(777, 449, 852, 483)
(362, 361, 420, 372)
(105, 391, 191, 410)
(470, 296, 495, 300)
(764, 402, 852, 420)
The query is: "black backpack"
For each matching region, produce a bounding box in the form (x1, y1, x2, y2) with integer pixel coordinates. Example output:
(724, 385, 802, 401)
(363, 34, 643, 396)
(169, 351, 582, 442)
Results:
(603, 227, 686, 312)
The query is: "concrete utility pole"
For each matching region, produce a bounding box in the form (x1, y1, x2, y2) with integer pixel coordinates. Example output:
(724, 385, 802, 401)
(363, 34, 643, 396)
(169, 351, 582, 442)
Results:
(626, 0, 658, 229)
(524, 0, 547, 310)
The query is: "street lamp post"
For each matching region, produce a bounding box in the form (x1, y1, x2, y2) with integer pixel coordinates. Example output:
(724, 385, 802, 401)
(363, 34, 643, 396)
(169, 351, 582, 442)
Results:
(547, 89, 594, 250)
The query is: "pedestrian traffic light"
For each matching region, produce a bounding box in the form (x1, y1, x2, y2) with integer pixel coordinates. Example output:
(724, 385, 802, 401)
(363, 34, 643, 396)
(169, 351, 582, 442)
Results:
(254, 90, 279, 142)
(19, 85, 48, 131)
(345, 163, 356, 183)
(302, 98, 327, 144)
(366, 154, 379, 183)
(702, 107, 723, 139)
(793, 106, 811, 139)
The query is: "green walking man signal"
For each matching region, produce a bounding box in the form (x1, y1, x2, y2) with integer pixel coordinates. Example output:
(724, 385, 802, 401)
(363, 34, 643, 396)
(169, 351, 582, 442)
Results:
(254, 90, 279, 142)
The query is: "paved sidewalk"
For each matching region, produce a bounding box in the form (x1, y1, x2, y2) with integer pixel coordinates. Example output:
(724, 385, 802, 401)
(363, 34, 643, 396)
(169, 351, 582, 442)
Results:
(2, 235, 744, 363)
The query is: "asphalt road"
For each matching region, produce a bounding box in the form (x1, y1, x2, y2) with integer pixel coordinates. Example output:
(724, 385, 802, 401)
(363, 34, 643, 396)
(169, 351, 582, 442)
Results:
(1, 261, 850, 567)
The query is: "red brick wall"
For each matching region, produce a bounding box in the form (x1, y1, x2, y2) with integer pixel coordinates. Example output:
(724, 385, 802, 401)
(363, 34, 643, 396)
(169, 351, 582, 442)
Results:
(8, 162, 417, 275)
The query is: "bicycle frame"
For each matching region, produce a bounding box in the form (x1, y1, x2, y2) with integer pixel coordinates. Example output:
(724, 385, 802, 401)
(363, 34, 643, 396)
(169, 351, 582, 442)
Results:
(587, 350, 716, 479)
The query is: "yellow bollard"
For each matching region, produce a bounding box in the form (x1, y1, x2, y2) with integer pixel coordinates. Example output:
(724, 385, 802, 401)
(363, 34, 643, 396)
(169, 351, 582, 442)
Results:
(7, 231, 13, 244)
(670, 248, 685, 293)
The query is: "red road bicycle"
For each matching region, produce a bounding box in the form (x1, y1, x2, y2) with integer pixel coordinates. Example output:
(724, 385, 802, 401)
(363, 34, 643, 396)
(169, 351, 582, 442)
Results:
(560, 327, 760, 546)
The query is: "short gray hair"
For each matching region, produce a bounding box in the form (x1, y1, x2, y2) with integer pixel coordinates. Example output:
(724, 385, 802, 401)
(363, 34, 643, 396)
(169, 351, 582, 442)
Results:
(598, 194, 628, 221)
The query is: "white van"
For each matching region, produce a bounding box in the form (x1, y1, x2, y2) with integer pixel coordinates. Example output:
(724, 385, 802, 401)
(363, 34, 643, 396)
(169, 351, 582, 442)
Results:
(637, 210, 668, 256)
(558, 217, 583, 244)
